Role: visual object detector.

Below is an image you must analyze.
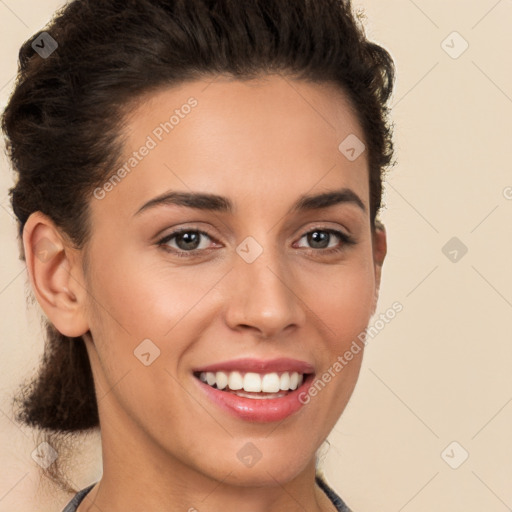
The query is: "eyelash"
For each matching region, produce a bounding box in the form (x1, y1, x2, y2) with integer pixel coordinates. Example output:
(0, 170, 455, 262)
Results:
(157, 226, 357, 259)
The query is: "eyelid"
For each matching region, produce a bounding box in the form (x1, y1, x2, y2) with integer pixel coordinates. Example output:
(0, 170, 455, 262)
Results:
(296, 227, 351, 243)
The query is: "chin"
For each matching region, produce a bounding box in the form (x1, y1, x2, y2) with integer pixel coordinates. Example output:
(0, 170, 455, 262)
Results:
(195, 444, 315, 488)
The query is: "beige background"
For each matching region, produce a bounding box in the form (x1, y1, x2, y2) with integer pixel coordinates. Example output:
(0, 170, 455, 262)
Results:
(1, 1, 511, 511)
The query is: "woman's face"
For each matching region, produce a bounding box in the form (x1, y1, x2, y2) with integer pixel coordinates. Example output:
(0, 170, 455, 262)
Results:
(78, 75, 385, 486)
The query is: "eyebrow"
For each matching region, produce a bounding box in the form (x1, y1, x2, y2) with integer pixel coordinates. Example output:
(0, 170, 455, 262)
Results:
(134, 187, 366, 216)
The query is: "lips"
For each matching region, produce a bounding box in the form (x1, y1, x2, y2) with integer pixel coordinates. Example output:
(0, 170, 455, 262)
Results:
(192, 358, 315, 422)
(193, 357, 315, 374)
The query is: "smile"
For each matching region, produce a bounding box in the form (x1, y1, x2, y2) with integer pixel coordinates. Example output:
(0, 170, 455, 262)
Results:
(192, 358, 315, 422)
(196, 371, 304, 398)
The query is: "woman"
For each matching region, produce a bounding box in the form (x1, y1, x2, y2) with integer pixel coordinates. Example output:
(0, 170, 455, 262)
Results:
(2, 0, 395, 510)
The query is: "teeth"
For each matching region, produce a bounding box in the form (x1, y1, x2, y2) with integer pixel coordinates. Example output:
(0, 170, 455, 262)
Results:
(228, 371, 243, 390)
(244, 372, 262, 392)
(215, 371, 228, 390)
(198, 370, 305, 393)
(280, 372, 290, 390)
(206, 372, 216, 386)
(261, 373, 281, 393)
(290, 372, 299, 390)
(232, 390, 288, 399)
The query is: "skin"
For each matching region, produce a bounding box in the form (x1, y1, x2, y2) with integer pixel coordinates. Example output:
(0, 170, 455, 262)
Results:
(23, 74, 386, 512)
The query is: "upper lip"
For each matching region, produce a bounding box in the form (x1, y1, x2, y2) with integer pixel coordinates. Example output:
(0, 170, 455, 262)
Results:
(193, 357, 315, 374)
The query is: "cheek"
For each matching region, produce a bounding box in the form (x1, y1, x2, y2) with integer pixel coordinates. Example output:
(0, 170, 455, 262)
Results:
(302, 255, 376, 341)
(87, 247, 217, 336)
(301, 251, 375, 408)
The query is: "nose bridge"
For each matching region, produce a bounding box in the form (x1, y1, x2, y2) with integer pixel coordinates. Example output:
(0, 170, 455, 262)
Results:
(224, 235, 304, 337)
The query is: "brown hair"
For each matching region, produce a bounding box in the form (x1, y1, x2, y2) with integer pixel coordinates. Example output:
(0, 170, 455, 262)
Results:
(2, 0, 395, 494)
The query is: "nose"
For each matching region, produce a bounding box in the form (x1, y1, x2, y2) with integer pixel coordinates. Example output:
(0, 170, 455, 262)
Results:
(223, 243, 306, 340)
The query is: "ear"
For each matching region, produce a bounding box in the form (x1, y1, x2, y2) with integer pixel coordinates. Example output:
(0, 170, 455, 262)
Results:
(22, 212, 90, 337)
(371, 220, 387, 315)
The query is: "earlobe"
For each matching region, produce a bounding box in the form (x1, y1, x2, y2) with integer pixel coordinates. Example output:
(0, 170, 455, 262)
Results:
(22, 212, 90, 337)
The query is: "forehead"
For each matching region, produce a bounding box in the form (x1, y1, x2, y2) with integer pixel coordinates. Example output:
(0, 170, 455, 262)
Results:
(92, 74, 369, 221)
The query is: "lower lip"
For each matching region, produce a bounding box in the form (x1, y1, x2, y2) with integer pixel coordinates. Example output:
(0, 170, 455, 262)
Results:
(195, 374, 314, 423)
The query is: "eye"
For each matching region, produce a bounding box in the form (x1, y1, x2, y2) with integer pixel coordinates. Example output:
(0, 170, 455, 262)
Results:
(295, 228, 355, 254)
(158, 228, 217, 256)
